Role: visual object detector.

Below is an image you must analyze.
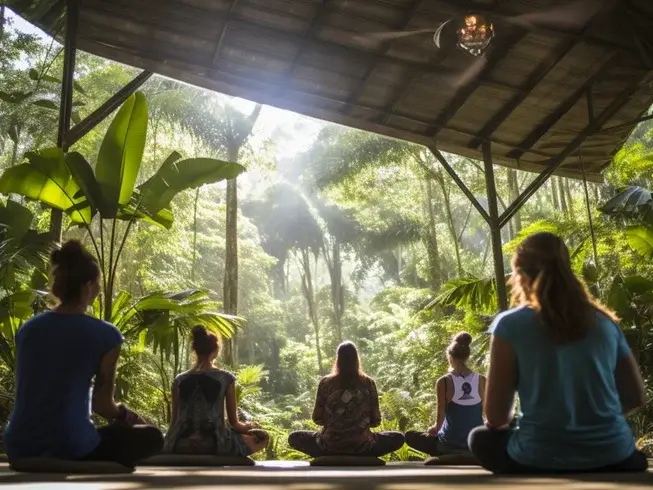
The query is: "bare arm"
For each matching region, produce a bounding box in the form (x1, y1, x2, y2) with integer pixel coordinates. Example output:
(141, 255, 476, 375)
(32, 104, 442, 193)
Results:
(616, 351, 646, 415)
(92, 346, 121, 421)
(370, 379, 381, 428)
(484, 336, 517, 428)
(225, 382, 250, 433)
(312, 379, 326, 426)
(427, 377, 447, 434)
(479, 374, 487, 418)
(169, 380, 179, 426)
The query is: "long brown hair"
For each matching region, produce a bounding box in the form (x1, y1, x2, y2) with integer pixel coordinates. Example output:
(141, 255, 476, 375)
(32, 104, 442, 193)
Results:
(331, 341, 366, 385)
(509, 232, 616, 343)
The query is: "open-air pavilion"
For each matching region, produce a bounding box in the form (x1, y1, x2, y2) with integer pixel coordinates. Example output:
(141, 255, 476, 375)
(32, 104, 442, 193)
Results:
(3, 0, 653, 486)
(10, 0, 653, 310)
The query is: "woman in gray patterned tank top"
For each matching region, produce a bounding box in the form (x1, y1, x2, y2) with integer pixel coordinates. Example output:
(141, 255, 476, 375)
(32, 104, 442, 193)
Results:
(163, 326, 268, 456)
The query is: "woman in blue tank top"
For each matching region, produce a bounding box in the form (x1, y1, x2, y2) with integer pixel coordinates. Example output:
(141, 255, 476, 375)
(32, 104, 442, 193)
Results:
(406, 332, 485, 456)
(469, 232, 648, 474)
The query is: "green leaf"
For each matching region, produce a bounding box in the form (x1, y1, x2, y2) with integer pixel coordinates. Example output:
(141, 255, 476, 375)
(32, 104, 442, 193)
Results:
(0, 91, 32, 104)
(41, 74, 61, 84)
(32, 99, 58, 110)
(71, 111, 81, 125)
(625, 225, 653, 258)
(0, 148, 90, 224)
(139, 154, 245, 215)
(65, 152, 108, 216)
(28, 68, 39, 81)
(95, 92, 148, 216)
(73, 80, 86, 95)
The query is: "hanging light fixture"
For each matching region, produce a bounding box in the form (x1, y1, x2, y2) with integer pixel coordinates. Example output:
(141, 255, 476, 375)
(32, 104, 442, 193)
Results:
(457, 14, 494, 56)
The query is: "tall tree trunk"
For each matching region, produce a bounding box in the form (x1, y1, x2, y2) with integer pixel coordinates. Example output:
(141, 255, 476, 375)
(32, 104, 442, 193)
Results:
(423, 177, 443, 288)
(326, 240, 344, 345)
(564, 179, 573, 216)
(558, 177, 568, 216)
(191, 188, 199, 282)
(551, 179, 560, 211)
(435, 174, 463, 276)
(223, 146, 239, 367)
(300, 249, 323, 374)
(508, 169, 522, 233)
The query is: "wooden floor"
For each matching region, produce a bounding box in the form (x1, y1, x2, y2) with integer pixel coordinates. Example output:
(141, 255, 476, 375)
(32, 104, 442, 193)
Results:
(1, 461, 652, 489)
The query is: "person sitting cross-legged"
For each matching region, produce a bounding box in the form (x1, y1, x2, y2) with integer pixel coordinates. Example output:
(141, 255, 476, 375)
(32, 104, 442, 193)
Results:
(469, 232, 648, 474)
(163, 326, 269, 456)
(3, 240, 163, 468)
(288, 341, 404, 458)
(406, 332, 485, 457)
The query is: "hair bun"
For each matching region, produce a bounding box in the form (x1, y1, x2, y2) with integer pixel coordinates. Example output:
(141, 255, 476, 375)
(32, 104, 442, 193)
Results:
(192, 325, 208, 341)
(453, 331, 472, 347)
(51, 240, 86, 266)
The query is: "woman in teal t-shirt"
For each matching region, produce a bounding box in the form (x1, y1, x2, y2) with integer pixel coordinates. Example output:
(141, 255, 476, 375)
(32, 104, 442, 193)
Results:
(469, 232, 648, 474)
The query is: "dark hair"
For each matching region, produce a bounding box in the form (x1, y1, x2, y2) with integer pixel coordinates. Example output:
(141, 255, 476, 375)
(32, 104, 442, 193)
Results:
(191, 325, 219, 357)
(331, 341, 365, 384)
(509, 232, 617, 343)
(447, 331, 472, 363)
(50, 240, 100, 304)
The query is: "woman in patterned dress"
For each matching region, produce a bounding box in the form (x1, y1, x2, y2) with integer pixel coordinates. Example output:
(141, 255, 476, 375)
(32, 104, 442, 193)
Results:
(288, 341, 404, 457)
(163, 326, 268, 456)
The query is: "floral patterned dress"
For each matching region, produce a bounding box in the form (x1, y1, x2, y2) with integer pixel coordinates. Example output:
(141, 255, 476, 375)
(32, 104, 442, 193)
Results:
(163, 369, 250, 456)
(314, 375, 381, 453)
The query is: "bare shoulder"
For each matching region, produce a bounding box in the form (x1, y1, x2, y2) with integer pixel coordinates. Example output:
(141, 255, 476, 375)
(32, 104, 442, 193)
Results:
(436, 375, 450, 386)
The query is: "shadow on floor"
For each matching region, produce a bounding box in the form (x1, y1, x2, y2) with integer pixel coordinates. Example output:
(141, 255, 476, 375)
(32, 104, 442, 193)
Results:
(0, 463, 652, 490)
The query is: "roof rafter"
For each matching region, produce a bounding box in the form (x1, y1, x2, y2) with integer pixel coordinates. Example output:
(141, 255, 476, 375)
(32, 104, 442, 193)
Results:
(426, 29, 528, 139)
(507, 53, 617, 160)
(345, 0, 423, 111)
(467, 37, 577, 149)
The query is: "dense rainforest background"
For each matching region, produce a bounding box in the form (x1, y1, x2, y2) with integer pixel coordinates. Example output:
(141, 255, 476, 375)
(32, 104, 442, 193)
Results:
(1, 8, 652, 460)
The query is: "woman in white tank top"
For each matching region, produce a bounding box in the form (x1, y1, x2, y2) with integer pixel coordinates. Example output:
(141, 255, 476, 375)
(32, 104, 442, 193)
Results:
(406, 332, 485, 457)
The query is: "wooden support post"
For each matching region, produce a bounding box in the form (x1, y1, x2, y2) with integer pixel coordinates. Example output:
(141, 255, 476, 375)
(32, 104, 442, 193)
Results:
(483, 143, 508, 311)
(50, 0, 79, 242)
(65, 71, 153, 147)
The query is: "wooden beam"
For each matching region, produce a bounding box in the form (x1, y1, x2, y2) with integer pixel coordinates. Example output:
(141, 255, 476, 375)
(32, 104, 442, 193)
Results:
(211, 0, 240, 64)
(65, 71, 153, 147)
(507, 54, 616, 160)
(468, 38, 577, 149)
(345, 0, 423, 111)
(482, 142, 508, 311)
(283, 0, 337, 78)
(51, 0, 79, 243)
(426, 30, 527, 139)
(429, 147, 491, 224)
(499, 79, 641, 227)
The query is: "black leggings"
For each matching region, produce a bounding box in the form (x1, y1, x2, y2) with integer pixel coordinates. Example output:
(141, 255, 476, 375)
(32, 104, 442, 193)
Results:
(468, 426, 649, 474)
(288, 430, 405, 458)
(80, 424, 164, 467)
(405, 430, 469, 456)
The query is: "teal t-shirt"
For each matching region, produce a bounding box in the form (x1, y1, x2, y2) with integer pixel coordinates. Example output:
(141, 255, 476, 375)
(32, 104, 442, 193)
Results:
(489, 306, 636, 470)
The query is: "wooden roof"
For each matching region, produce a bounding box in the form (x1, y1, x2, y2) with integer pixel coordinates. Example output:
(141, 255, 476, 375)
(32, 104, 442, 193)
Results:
(10, 0, 653, 181)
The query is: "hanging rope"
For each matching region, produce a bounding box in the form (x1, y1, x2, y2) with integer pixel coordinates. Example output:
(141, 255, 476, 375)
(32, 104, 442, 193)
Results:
(578, 149, 599, 275)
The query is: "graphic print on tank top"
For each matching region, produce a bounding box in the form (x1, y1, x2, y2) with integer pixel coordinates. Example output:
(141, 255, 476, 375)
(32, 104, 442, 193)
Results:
(451, 373, 481, 406)
(438, 372, 483, 449)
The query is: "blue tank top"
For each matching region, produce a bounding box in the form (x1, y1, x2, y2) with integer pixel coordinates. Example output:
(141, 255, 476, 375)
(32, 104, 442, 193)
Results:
(438, 372, 483, 449)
